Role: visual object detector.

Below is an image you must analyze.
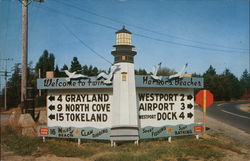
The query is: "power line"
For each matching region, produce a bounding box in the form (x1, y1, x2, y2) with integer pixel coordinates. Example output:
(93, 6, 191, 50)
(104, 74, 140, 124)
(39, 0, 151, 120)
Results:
(60, 21, 113, 65)
(38, 5, 248, 55)
(53, 0, 248, 52)
(0, 58, 13, 110)
(133, 33, 248, 54)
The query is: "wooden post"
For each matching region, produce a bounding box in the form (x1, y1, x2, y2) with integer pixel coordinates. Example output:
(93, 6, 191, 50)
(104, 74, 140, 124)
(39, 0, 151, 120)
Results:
(203, 90, 207, 135)
(21, 0, 28, 108)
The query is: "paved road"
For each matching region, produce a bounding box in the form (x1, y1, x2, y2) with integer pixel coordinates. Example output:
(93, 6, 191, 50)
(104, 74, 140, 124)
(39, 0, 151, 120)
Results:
(203, 101, 250, 134)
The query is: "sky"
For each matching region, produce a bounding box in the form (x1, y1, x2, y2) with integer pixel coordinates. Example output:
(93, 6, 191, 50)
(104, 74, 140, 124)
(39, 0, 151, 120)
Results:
(0, 0, 249, 90)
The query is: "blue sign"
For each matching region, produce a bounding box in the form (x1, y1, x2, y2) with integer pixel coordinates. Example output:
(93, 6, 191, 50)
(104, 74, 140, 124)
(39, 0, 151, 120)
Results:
(135, 76, 203, 89)
(37, 76, 203, 89)
(37, 78, 112, 89)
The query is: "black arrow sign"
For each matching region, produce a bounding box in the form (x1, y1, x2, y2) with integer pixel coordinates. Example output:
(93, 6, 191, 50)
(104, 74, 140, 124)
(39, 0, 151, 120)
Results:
(49, 114, 55, 120)
(187, 112, 193, 119)
(48, 95, 55, 101)
(187, 95, 193, 100)
(187, 104, 193, 109)
(49, 105, 55, 111)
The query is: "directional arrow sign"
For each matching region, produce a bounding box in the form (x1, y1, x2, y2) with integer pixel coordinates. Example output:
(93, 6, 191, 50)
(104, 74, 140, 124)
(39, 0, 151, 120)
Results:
(187, 95, 193, 100)
(187, 103, 193, 109)
(49, 105, 55, 111)
(48, 95, 55, 101)
(187, 112, 193, 119)
(49, 114, 55, 120)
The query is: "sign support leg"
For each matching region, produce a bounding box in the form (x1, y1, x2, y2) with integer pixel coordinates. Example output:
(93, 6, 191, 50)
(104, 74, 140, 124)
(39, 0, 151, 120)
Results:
(134, 140, 139, 146)
(196, 135, 199, 140)
(78, 139, 81, 146)
(111, 140, 116, 147)
(168, 137, 171, 143)
(43, 137, 46, 143)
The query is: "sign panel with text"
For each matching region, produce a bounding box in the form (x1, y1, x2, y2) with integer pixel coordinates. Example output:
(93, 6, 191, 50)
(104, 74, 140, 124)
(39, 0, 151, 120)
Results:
(137, 88, 194, 127)
(47, 90, 112, 128)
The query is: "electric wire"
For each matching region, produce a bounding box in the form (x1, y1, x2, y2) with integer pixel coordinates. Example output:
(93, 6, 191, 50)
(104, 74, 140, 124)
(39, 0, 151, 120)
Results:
(60, 21, 113, 65)
(53, 0, 248, 51)
(38, 4, 248, 54)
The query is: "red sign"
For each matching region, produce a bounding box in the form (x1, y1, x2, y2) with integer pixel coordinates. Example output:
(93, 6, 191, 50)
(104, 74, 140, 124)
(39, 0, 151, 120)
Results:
(194, 125, 203, 133)
(195, 90, 214, 108)
(40, 128, 49, 135)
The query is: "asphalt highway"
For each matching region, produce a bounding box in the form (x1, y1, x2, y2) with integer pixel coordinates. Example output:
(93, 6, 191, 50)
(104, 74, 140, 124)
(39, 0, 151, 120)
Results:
(203, 101, 250, 134)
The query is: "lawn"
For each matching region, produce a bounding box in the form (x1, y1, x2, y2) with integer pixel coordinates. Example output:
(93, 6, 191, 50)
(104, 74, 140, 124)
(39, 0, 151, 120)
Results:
(1, 125, 245, 161)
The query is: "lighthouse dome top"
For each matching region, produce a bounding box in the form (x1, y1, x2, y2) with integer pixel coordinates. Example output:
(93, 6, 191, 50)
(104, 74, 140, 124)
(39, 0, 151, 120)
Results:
(116, 26, 132, 34)
(115, 26, 132, 45)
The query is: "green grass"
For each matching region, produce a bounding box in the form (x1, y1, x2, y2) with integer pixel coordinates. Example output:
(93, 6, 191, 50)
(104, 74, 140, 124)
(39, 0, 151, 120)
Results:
(1, 126, 94, 157)
(1, 125, 241, 161)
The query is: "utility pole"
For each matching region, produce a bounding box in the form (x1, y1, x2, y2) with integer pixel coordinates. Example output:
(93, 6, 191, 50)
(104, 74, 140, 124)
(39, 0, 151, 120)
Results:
(0, 58, 13, 110)
(21, 0, 28, 107)
(20, 0, 44, 113)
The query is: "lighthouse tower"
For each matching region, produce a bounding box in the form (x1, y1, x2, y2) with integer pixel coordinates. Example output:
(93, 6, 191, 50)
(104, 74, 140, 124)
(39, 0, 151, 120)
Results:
(110, 26, 139, 142)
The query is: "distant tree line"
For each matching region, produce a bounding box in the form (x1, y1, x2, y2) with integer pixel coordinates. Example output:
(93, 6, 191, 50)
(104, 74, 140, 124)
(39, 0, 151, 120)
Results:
(0, 50, 249, 109)
(200, 65, 249, 101)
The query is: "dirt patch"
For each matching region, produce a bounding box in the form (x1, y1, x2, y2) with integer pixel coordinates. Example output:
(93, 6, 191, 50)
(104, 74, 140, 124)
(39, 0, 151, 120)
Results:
(238, 103, 250, 113)
(195, 107, 250, 147)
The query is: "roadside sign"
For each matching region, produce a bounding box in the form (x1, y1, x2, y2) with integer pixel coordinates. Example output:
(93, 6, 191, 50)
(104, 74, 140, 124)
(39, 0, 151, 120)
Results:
(47, 90, 112, 128)
(138, 88, 194, 127)
(195, 90, 214, 134)
(195, 90, 214, 108)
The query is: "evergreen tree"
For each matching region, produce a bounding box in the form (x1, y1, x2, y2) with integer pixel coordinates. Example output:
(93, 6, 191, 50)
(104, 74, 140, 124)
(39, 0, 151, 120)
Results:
(62, 64, 68, 70)
(70, 57, 82, 72)
(35, 50, 55, 78)
(203, 65, 221, 100)
(6, 63, 21, 108)
(59, 64, 69, 77)
(204, 65, 216, 76)
(240, 69, 250, 88)
(135, 68, 148, 75)
(82, 65, 88, 75)
(158, 67, 175, 76)
(240, 69, 250, 97)
(222, 69, 242, 100)
(54, 65, 60, 77)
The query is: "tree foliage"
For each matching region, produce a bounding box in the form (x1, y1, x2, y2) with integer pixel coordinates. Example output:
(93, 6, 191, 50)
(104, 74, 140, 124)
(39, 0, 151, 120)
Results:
(135, 68, 148, 75)
(240, 69, 250, 90)
(70, 57, 82, 72)
(203, 65, 243, 101)
(35, 50, 55, 78)
(157, 67, 176, 76)
(2, 48, 249, 109)
(6, 63, 21, 107)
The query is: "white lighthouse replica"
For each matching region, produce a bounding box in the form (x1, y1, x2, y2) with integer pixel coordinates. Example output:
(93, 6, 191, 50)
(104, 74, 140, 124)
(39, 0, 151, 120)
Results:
(110, 26, 139, 143)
